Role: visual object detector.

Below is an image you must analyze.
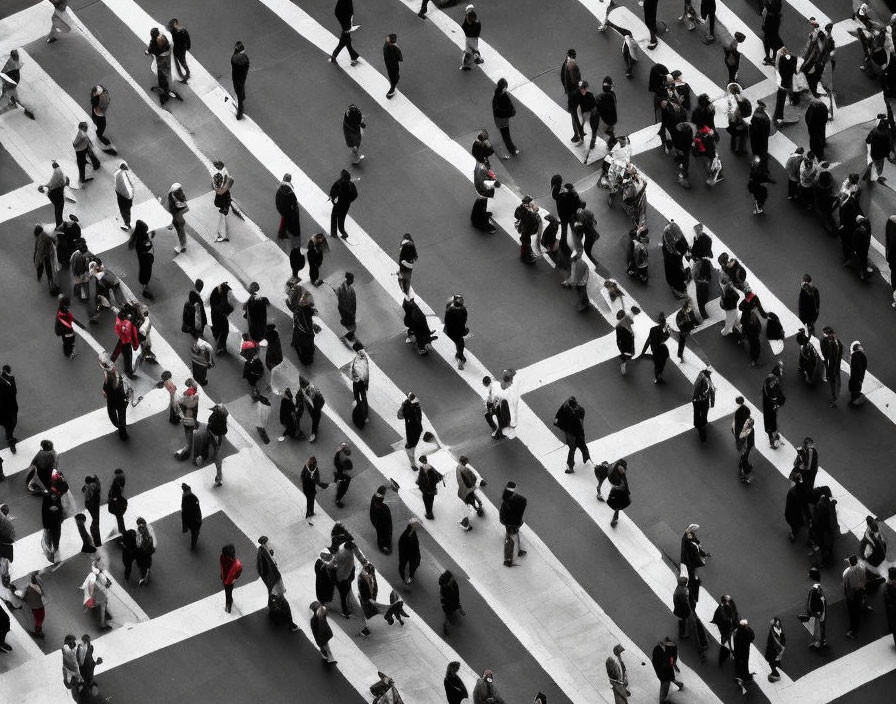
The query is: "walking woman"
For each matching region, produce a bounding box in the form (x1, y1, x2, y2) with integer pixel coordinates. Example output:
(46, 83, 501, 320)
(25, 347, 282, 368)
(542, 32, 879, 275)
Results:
(711, 594, 739, 665)
(23, 572, 46, 639)
(80, 557, 112, 630)
(107, 468, 127, 538)
(444, 294, 469, 370)
(492, 78, 519, 158)
(310, 601, 336, 663)
(445, 661, 469, 704)
(220, 544, 242, 613)
(301, 456, 329, 520)
(127, 220, 155, 299)
(134, 517, 156, 586)
(765, 616, 785, 682)
(41, 491, 63, 564)
(641, 313, 671, 384)
(55, 295, 85, 359)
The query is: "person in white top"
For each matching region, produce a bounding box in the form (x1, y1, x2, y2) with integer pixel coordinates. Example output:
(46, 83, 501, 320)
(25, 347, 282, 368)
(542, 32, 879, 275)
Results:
(80, 557, 113, 629)
(114, 162, 135, 231)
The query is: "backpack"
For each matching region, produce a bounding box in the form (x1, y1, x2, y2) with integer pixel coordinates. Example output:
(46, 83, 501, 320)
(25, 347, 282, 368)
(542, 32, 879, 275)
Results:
(736, 96, 752, 118)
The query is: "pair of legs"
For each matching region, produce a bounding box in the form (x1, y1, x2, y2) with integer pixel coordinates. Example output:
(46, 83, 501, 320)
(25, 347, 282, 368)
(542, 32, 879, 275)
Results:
(565, 432, 590, 472)
(503, 526, 526, 565)
(330, 205, 350, 238)
(75, 149, 100, 182)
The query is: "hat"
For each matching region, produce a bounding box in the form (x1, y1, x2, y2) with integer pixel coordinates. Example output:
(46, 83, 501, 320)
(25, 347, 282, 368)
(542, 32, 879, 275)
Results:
(809, 16, 819, 26)
(465, 4, 475, 12)
(612, 644, 625, 656)
(506, 481, 517, 490)
(181, 483, 191, 491)
(686, 523, 700, 532)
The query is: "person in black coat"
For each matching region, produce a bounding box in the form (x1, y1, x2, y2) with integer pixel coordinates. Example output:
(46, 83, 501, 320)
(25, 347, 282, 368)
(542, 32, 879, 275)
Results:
(761, 362, 786, 448)
(641, 313, 671, 383)
(499, 481, 527, 566)
(0, 365, 18, 454)
(275, 174, 300, 240)
(443, 295, 468, 370)
(397, 519, 420, 584)
(444, 661, 469, 704)
(180, 483, 202, 549)
(402, 296, 436, 355)
(231, 41, 249, 120)
(848, 341, 867, 406)
(383, 34, 403, 99)
(369, 486, 393, 554)
(315, 550, 335, 604)
(711, 594, 738, 664)
(550, 176, 585, 253)
(692, 368, 715, 443)
(851, 216, 873, 281)
(863, 116, 893, 184)
(651, 637, 683, 702)
(553, 396, 590, 473)
(733, 619, 755, 692)
(330, 0, 360, 65)
(749, 101, 771, 163)
(492, 78, 518, 157)
(208, 282, 233, 355)
(399, 392, 423, 469)
(329, 170, 357, 240)
(805, 97, 828, 159)
(785, 473, 811, 542)
(439, 570, 464, 635)
(797, 275, 820, 337)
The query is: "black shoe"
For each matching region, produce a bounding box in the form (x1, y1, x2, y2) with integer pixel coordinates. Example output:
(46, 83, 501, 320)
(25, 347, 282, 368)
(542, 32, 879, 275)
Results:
(257, 427, 270, 444)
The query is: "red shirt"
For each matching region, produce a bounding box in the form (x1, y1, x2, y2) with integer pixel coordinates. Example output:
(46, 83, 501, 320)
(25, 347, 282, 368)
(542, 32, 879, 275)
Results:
(220, 556, 242, 585)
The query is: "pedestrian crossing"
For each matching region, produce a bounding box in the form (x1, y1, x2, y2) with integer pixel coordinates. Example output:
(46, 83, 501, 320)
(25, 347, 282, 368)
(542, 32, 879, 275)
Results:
(2, 1, 896, 703)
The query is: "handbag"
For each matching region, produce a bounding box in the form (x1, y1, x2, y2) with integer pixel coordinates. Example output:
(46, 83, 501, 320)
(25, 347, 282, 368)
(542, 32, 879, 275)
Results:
(797, 613, 810, 623)
(84, 596, 96, 609)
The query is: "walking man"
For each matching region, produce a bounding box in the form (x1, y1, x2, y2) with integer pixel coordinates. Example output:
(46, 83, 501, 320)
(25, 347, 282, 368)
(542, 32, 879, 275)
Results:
(0, 365, 18, 454)
(848, 341, 867, 407)
(231, 41, 249, 120)
(275, 174, 301, 240)
(180, 483, 202, 550)
(692, 367, 715, 443)
(350, 342, 369, 421)
(89, 85, 115, 153)
(444, 294, 468, 370)
(168, 19, 191, 83)
(798, 274, 820, 337)
(383, 34, 402, 99)
(820, 326, 843, 407)
(651, 637, 684, 701)
(499, 481, 527, 567)
(329, 170, 357, 239)
(399, 392, 423, 470)
(335, 273, 357, 341)
(606, 644, 630, 703)
(100, 355, 129, 441)
(113, 162, 134, 232)
(38, 160, 68, 228)
(397, 233, 418, 294)
(73, 122, 100, 185)
(843, 554, 868, 639)
(560, 49, 583, 143)
(46, 0, 72, 44)
(554, 396, 591, 473)
(330, 0, 360, 66)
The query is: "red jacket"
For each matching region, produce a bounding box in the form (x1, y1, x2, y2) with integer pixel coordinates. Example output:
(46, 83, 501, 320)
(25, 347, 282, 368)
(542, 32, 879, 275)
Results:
(220, 555, 243, 585)
(115, 317, 140, 350)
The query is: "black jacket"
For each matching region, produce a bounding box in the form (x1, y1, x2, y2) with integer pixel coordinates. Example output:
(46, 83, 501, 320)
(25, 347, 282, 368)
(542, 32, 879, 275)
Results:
(398, 527, 420, 569)
(554, 400, 585, 435)
(492, 90, 516, 120)
(798, 285, 820, 323)
(334, 0, 353, 30)
(499, 489, 527, 527)
(181, 492, 203, 530)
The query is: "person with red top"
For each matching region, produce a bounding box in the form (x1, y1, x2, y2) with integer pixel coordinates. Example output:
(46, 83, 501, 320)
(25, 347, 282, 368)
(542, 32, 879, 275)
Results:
(220, 543, 242, 613)
(110, 312, 139, 379)
(55, 296, 85, 359)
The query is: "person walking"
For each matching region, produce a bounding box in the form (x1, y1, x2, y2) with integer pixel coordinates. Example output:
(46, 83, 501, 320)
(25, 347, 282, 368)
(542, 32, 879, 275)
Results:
(167, 18, 191, 83)
(99, 356, 129, 441)
(848, 341, 867, 407)
(397, 519, 420, 584)
(33, 225, 59, 296)
(692, 367, 715, 443)
(680, 523, 709, 583)
(310, 601, 337, 662)
(76, 633, 103, 695)
(820, 326, 843, 407)
(460, 5, 483, 71)
(242, 282, 269, 344)
(329, 170, 357, 239)
(145, 28, 180, 105)
(797, 274, 820, 338)
(80, 557, 113, 630)
(125, 220, 155, 300)
(843, 554, 868, 639)
(275, 174, 301, 240)
(398, 392, 423, 469)
(651, 637, 684, 701)
(80, 474, 101, 547)
(167, 183, 189, 254)
(369, 485, 393, 554)
(806, 566, 827, 648)
(456, 455, 484, 531)
(301, 456, 329, 520)
(182, 279, 207, 338)
(472, 670, 505, 704)
(641, 313, 672, 383)
(492, 78, 519, 157)
(134, 517, 156, 586)
(207, 281, 233, 355)
(606, 464, 630, 527)
(89, 85, 115, 153)
(38, 160, 68, 228)
(383, 34, 402, 99)
(554, 396, 591, 474)
(0, 49, 36, 119)
(438, 570, 465, 637)
(863, 115, 892, 184)
(499, 481, 527, 567)
(333, 443, 353, 507)
(765, 616, 785, 682)
(335, 272, 357, 341)
(443, 294, 468, 370)
(219, 544, 242, 613)
(805, 96, 828, 160)
(761, 362, 786, 448)
(175, 379, 200, 460)
(107, 468, 127, 538)
(23, 572, 46, 639)
(643, 0, 659, 48)
(674, 297, 699, 362)
(256, 536, 283, 595)
(342, 103, 366, 166)
(711, 594, 738, 664)
(416, 456, 442, 520)
(72, 122, 101, 186)
(231, 41, 249, 120)
(444, 661, 469, 704)
(733, 619, 755, 693)
(46, 0, 72, 44)
(606, 643, 630, 703)
(330, 0, 360, 66)
(180, 483, 202, 550)
(298, 376, 325, 443)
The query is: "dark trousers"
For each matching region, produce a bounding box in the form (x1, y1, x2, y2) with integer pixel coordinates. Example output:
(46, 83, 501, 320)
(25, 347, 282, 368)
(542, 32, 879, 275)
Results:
(90, 113, 110, 146)
(419, 0, 429, 12)
(234, 82, 246, 117)
(846, 592, 862, 632)
(398, 556, 418, 581)
(352, 380, 368, 408)
(111, 339, 135, 375)
(309, 404, 322, 436)
(568, 94, 583, 139)
(123, 552, 134, 581)
(498, 126, 517, 153)
(677, 330, 689, 359)
(653, 347, 669, 380)
(809, 129, 826, 160)
(330, 205, 349, 238)
(62, 332, 76, 357)
(727, 58, 740, 84)
(174, 51, 189, 80)
(696, 281, 709, 317)
(189, 526, 200, 549)
(117, 193, 132, 227)
(106, 401, 128, 439)
(331, 30, 359, 62)
(336, 579, 352, 615)
(212, 323, 228, 353)
(48, 188, 65, 227)
(565, 432, 590, 468)
(448, 333, 466, 362)
(224, 584, 234, 609)
(87, 506, 101, 546)
(36, 257, 57, 293)
(304, 489, 316, 517)
(192, 362, 209, 387)
(335, 476, 351, 503)
(422, 493, 435, 518)
(705, 12, 716, 36)
(694, 401, 709, 441)
(387, 69, 400, 93)
(114, 512, 126, 537)
(644, 0, 658, 42)
(75, 149, 100, 181)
